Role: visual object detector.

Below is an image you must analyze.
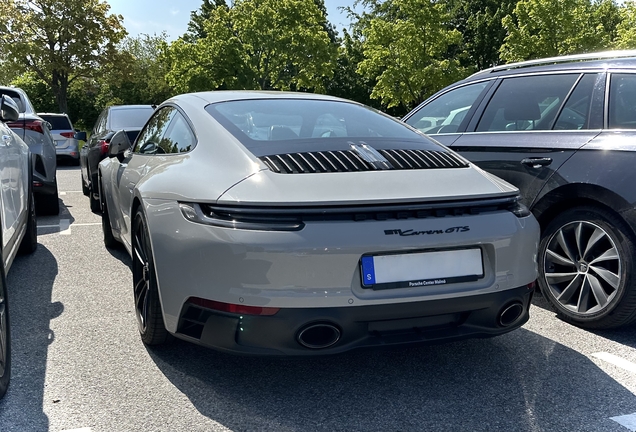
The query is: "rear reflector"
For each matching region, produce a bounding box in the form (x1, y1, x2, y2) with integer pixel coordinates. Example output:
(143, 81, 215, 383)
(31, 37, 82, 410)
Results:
(187, 297, 279, 316)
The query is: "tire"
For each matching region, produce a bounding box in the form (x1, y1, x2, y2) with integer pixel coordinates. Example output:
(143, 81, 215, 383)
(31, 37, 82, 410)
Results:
(538, 206, 636, 329)
(0, 259, 10, 399)
(18, 191, 37, 255)
(89, 173, 100, 214)
(101, 184, 118, 249)
(37, 181, 59, 216)
(132, 207, 169, 345)
(81, 173, 89, 196)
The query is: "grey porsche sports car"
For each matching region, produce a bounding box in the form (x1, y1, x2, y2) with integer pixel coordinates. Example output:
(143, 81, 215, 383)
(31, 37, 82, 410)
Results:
(98, 91, 539, 355)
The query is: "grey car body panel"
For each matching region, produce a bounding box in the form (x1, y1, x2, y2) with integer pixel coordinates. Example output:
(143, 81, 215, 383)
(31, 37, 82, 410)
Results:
(99, 91, 540, 341)
(0, 87, 57, 189)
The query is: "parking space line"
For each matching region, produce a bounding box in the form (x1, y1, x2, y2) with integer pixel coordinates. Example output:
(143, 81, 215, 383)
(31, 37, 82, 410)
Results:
(59, 191, 67, 196)
(591, 352, 636, 373)
(60, 428, 92, 432)
(611, 413, 636, 431)
(59, 219, 71, 235)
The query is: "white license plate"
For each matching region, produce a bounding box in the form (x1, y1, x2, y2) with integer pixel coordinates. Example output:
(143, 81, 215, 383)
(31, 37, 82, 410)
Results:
(360, 248, 484, 290)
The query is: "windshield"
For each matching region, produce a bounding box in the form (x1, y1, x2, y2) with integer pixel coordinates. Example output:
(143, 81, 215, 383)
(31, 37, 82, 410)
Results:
(39, 115, 72, 130)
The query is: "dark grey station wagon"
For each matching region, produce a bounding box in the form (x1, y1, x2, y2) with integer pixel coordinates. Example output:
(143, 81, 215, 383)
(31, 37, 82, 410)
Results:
(404, 50, 636, 329)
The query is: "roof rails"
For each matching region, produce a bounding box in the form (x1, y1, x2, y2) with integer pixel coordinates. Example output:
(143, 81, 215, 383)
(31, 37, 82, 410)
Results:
(471, 50, 636, 77)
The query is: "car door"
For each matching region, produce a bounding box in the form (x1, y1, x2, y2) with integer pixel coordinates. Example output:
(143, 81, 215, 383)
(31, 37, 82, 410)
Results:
(0, 122, 21, 253)
(448, 72, 604, 208)
(113, 106, 176, 242)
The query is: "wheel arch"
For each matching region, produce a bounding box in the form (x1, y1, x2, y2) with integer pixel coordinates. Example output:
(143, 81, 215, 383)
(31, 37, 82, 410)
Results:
(532, 183, 636, 240)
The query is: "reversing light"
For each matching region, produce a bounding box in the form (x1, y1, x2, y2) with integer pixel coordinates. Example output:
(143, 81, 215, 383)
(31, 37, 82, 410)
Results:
(188, 297, 279, 316)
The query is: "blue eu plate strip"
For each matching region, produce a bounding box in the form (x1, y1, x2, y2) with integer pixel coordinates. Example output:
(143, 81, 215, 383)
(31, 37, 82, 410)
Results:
(361, 256, 376, 286)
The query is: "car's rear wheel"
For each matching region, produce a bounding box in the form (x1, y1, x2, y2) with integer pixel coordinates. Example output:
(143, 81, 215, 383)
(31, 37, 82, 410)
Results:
(0, 257, 10, 399)
(100, 182, 118, 249)
(18, 192, 37, 255)
(132, 208, 169, 345)
(89, 173, 100, 213)
(81, 171, 89, 196)
(37, 181, 59, 216)
(539, 206, 636, 329)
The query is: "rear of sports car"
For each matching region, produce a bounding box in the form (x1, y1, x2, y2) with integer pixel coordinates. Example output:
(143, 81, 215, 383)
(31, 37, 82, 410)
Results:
(144, 95, 540, 355)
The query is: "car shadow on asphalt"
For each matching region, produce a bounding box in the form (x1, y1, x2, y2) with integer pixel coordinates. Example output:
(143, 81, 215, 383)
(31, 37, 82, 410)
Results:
(532, 289, 636, 348)
(0, 246, 59, 431)
(146, 327, 636, 431)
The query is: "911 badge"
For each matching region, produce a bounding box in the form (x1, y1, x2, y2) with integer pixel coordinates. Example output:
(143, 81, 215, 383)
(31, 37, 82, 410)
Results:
(384, 227, 470, 236)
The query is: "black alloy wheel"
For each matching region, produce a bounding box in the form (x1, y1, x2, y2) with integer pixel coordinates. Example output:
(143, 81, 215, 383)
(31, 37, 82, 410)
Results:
(0, 259, 10, 399)
(539, 206, 636, 329)
(89, 173, 100, 213)
(132, 208, 169, 345)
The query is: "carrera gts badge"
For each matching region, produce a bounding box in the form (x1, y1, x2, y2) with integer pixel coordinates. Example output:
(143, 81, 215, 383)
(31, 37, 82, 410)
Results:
(385, 227, 470, 236)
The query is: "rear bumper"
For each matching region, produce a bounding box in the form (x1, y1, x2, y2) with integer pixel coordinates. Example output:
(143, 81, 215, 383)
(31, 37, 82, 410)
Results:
(174, 284, 534, 356)
(33, 179, 56, 196)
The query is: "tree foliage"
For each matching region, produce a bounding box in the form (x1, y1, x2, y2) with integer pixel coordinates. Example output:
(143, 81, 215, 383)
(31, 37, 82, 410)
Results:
(357, 0, 467, 110)
(165, 0, 336, 93)
(0, 0, 127, 113)
(615, 1, 636, 49)
(500, 0, 617, 62)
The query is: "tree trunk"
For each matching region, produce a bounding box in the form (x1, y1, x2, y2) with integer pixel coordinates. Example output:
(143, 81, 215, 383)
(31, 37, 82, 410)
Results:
(51, 70, 69, 113)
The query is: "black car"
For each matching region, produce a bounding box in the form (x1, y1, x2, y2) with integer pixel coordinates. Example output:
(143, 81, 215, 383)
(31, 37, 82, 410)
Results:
(404, 51, 636, 329)
(79, 105, 154, 212)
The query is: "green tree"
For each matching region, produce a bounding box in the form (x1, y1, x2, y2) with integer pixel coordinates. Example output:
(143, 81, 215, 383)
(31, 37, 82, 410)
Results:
(500, 0, 616, 62)
(0, 0, 126, 113)
(357, 0, 467, 110)
(447, 0, 519, 70)
(165, 0, 336, 93)
(615, 1, 636, 48)
(186, 0, 227, 41)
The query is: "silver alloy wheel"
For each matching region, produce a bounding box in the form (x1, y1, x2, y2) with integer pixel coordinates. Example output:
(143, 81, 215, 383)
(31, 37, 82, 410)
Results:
(544, 220, 621, 315)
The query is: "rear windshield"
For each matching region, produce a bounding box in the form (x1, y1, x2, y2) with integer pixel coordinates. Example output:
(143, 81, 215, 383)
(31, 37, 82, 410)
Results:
(205, 99, 432, 154)
(109, 107, 154, 130)
(39, 115, 72, 130)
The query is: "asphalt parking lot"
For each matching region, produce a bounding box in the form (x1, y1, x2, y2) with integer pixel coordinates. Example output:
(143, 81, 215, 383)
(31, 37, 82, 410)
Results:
(1, 166, 636, 432)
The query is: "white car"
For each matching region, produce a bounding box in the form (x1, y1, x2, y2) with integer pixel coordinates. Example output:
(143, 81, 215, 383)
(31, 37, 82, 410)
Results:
(98, 91, 539, 355)
(0, 95, 39, 398)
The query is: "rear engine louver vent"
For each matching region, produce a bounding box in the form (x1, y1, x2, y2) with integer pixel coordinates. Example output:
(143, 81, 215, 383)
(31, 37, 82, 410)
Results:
(260, 150, 468, 174)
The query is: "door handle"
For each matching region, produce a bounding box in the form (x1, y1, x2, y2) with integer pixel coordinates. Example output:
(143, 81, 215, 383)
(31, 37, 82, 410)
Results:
(521, 157, 552, 168)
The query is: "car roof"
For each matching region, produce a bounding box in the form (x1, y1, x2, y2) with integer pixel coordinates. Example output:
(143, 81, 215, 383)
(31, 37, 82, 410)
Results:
(465, 51, 636, 83)
(38, 113, 69, 117)
(171, 90, 348, 105)
(108, 105, 154, 110)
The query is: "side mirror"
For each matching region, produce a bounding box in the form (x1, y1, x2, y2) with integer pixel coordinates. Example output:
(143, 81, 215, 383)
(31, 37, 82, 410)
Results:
(108, 130, 131, 159)
(74, 131, 87, 141)
(0, 95, 19, 122)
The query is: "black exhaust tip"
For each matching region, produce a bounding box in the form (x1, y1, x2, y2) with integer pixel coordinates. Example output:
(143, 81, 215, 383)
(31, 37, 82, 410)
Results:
(297, 323, 341, 349)
(499, 302, 524, 327)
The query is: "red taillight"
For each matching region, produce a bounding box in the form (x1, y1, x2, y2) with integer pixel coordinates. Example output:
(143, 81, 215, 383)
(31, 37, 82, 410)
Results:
(60, 132, 75, 138)
(7, 119, 45, 134)
(188, 297, 279, 316)
(99, 139, 110, 155)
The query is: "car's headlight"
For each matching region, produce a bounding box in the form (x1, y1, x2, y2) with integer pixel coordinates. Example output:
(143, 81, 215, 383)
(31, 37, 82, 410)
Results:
(179, 202, 304, 231)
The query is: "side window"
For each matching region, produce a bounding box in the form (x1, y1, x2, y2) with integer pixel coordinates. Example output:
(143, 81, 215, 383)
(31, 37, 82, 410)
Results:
(476, 74, 579, 132)
(554, 74, 597, 130)
(405, 82, 489, 134)
(133, 107, 175, 154)
(609, 74, 636, 129)
(158, 112, 196, 153)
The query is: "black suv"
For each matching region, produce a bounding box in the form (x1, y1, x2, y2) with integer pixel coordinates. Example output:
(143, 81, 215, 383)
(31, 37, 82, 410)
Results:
(78, 105, 154, 212)
(404, 51, 636, 329)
